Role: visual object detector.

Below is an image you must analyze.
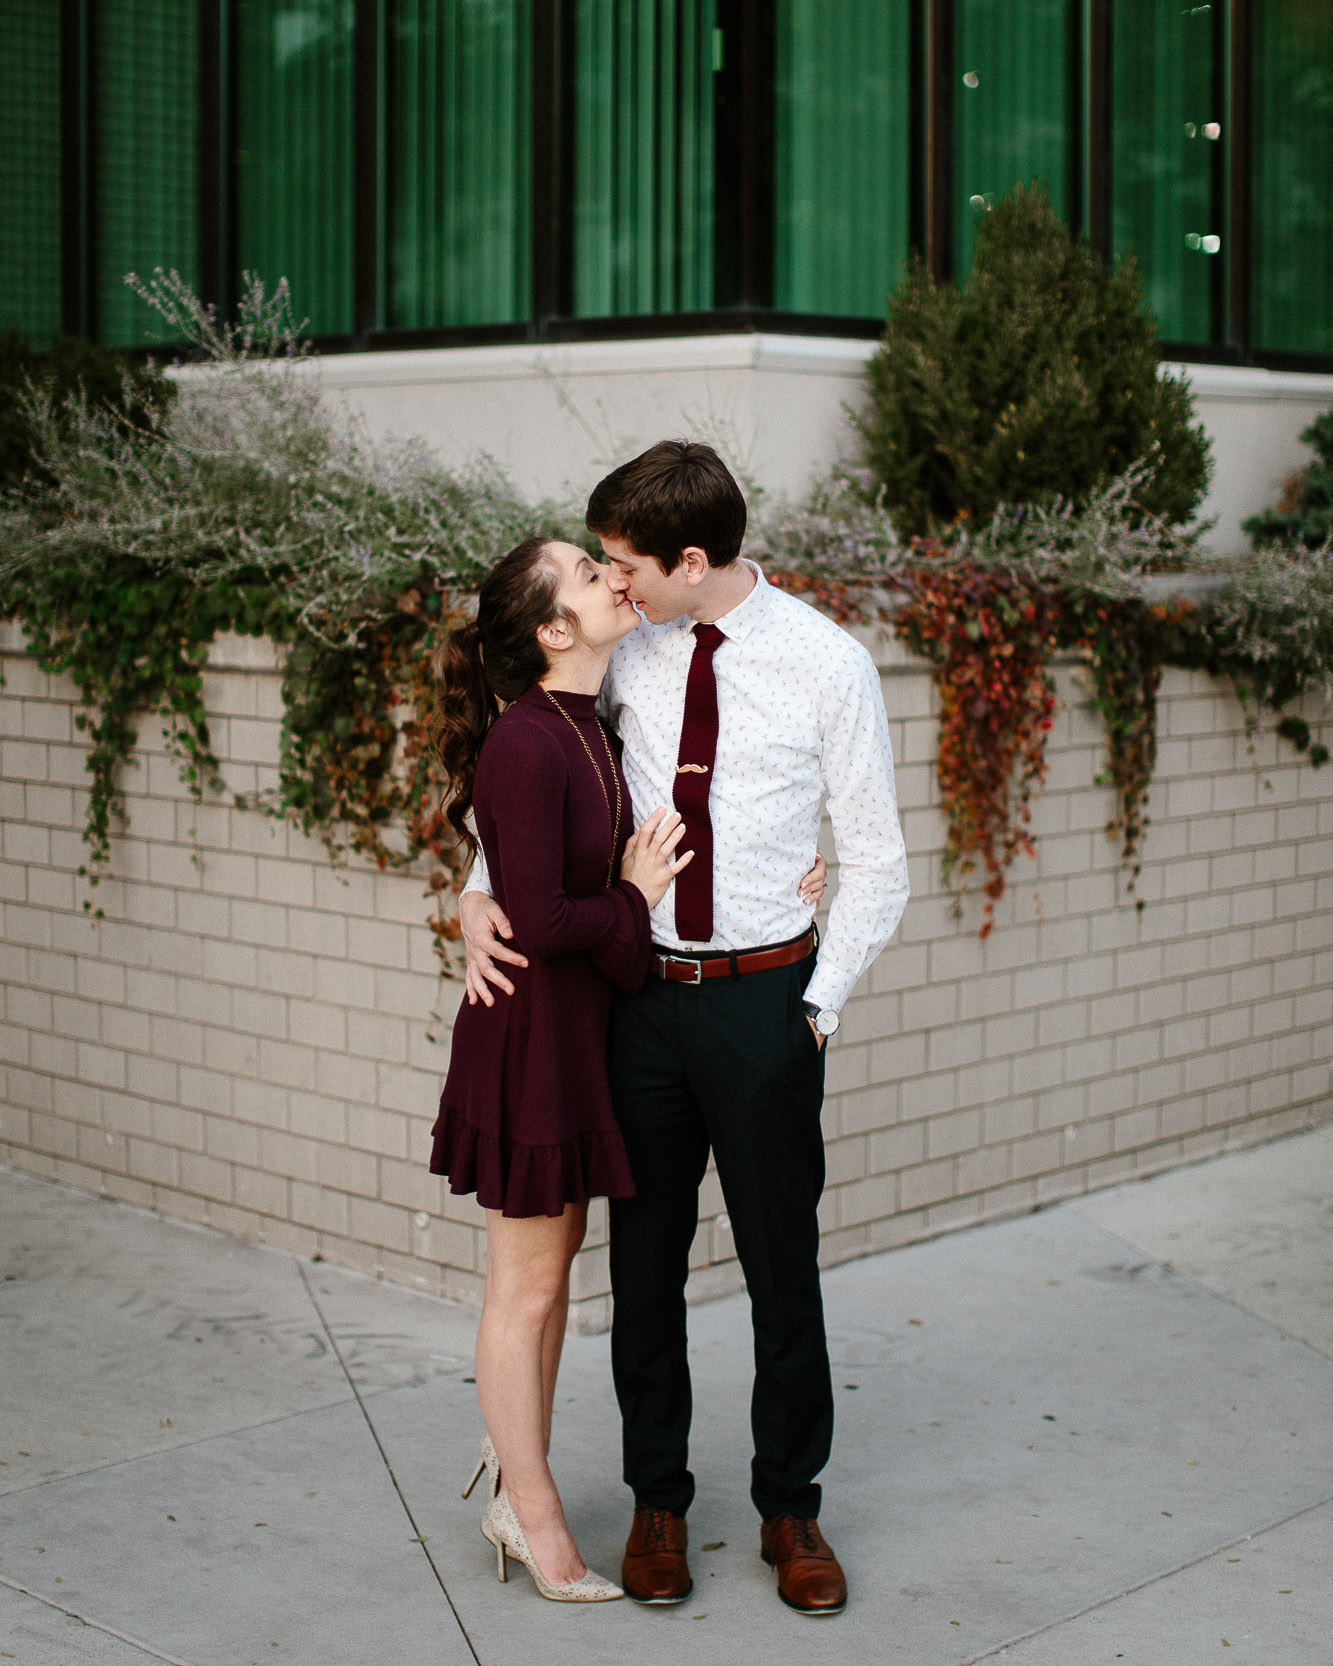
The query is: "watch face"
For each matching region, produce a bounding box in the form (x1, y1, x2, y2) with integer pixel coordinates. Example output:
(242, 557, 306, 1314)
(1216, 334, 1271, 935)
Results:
(815, 1008, 839, 1036)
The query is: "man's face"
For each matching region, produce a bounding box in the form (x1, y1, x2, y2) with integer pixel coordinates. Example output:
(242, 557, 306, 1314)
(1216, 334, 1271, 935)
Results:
(598, 534, 696, 625)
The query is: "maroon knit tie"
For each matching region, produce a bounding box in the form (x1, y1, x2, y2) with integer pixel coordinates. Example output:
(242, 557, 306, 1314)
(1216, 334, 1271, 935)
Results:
(672, 622, 724, 941)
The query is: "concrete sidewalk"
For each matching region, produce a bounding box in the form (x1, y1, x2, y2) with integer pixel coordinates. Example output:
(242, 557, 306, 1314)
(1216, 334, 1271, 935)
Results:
(2, 1125, 1330, 1666)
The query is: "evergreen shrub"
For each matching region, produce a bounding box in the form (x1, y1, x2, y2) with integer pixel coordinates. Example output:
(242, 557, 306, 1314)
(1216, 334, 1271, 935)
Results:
(1242, 410, 1333, 551)
(855, 183, 1212, 538)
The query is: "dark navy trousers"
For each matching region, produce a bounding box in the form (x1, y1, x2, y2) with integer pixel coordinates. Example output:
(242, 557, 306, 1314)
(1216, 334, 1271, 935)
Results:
(607, 952, 832, 1522)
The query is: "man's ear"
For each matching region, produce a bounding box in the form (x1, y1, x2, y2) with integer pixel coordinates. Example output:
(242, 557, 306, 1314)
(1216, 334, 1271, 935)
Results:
(680, 545, 710, 585)
(536, 618, 573, 653)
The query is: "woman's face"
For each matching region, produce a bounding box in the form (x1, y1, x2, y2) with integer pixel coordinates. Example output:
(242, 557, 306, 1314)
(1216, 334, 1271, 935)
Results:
(543, 540, 641, 651)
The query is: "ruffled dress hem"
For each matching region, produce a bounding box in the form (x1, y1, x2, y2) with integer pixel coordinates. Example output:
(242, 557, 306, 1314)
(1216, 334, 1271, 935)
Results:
(430, 1101, 636, 1219)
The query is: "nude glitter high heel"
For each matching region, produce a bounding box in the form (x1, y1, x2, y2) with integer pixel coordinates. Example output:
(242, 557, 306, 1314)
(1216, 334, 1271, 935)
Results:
(461, 1433, 501, 1502)
(480, 1492, 623, 1602)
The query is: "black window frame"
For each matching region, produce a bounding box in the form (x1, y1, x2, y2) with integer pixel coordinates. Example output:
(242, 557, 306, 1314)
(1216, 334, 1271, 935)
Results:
(41, 0, 1333, 372)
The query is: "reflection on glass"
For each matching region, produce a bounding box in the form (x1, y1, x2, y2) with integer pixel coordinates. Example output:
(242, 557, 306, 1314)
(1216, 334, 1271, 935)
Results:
(236, 0, 354, 336)
(774, 0, 910, 317)
(386, 1, 530, 329)
(1253, 0, 1333, 354)
(1111, 0, 1218, 344)
(0, 1, 62, 346)
(572, 0, 715, 317)
(94, 0, 199, 347)
(954, 0, 1073, 280)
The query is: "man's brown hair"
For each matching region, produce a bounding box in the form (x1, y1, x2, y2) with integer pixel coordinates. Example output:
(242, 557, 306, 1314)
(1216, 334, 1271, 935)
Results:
(585, 439, 747, 574)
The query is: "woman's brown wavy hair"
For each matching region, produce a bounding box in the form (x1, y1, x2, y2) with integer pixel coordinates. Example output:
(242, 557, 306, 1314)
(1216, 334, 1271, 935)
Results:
(431, 536, 573, 863)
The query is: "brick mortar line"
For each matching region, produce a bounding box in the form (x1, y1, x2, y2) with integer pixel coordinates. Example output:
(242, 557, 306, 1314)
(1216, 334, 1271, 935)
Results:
(3, 1055, 1311, 1110)
(4, 1021, 446, 1051)
(7, 1113, 1311, 1188)
(5, 821, 1323, 851)
(7, 917, 1325, 961)
(3, 1018, 449, 1055)
(12, 868, 1328, 905)
(3, 1036, 1315, 1082)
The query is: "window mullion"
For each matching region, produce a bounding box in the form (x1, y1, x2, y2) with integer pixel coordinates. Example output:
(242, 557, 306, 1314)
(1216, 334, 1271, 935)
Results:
(60, 0, 92, 337)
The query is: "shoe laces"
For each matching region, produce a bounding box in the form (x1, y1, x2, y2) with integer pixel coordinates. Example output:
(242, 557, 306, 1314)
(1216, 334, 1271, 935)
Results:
(786, 1515, 820, 1555)
(640, 1507, 675, 1552)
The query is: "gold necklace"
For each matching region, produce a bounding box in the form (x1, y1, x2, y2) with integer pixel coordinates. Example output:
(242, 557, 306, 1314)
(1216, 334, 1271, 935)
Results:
(540, 687, 623, 888)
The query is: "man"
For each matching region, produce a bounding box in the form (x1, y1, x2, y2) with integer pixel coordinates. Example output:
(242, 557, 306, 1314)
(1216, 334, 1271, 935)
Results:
(460, 440, 908, 1614)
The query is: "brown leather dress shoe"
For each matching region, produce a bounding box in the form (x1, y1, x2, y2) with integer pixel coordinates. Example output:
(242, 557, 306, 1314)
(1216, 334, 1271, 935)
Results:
(621, 1505, 692, 1604)
(760, 1514, 847, 1615)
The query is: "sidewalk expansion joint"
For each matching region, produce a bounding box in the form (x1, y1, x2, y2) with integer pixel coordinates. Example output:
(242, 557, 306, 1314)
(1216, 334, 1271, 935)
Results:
(1073, 1214, 1333, 1364)
(296, 1260, 482, 1666)
(0, 1573, 199, 1666)
(953, 1489, 1333, 1665)
(0, 1394, 359, 1500)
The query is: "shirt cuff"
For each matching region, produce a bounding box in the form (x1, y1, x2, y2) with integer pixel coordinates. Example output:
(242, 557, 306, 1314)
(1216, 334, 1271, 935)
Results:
(802, 961, 856, 1016)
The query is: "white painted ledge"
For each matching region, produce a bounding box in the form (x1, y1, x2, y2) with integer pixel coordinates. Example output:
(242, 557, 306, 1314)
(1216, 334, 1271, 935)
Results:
(1163, 363, 1333, 402)
(302, 332, 879, 391)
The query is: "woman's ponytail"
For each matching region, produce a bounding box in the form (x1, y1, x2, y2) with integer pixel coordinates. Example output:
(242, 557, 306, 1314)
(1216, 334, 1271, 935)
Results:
(431, 618, 496, 863)
(430, 534, 571, 865)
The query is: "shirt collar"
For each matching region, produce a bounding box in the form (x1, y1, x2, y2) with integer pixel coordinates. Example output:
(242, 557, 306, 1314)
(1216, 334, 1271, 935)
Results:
(668, 559, 771, 645)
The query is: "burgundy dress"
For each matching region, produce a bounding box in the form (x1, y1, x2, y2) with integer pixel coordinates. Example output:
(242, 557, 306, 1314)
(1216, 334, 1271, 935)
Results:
(430, 685, 650, 1218)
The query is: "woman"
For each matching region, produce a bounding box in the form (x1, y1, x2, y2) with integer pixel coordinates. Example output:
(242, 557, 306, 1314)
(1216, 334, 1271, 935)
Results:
(430, 536, 687, 1602)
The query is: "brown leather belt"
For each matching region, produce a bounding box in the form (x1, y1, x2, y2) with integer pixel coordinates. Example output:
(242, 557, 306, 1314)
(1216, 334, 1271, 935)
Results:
(649, 928, 816, 985)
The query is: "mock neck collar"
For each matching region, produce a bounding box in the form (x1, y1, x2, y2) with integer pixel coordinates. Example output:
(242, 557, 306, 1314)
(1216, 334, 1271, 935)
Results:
(524, 683, 600, 720)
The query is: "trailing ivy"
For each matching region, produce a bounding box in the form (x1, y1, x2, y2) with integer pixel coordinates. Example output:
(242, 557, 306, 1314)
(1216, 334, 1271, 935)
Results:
(3, 277, 1329, 955)
(759, 468, 1329, 930)
(266, 576, 476, 959)
(10, 555, 243, 910)
(895, 561, 1059, 937)
(0, 272, 563, 957)
(1058, 596, 1162, 904)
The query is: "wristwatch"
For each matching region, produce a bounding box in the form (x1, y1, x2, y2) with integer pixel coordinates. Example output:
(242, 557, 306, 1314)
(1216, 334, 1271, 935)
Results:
(802, 1000, 840, 1038)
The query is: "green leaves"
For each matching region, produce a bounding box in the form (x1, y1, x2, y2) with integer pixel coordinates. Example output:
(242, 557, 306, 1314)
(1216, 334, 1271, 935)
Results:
(1243, 409, 1333, 553)
(856, 183, 1212, 538)
(2, 551, 229, 878)
(0, 279, 564, 950)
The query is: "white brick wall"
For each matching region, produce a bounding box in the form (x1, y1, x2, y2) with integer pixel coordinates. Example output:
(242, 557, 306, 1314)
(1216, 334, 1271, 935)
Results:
(2, 619, 1331, 1329)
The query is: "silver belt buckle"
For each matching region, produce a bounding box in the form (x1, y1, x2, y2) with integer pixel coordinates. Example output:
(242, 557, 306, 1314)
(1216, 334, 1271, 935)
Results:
(664, 954, 704, 985)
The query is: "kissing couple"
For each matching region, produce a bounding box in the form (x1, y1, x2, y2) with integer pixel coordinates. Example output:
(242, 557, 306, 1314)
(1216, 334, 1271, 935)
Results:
(430, 439, 908, 1613)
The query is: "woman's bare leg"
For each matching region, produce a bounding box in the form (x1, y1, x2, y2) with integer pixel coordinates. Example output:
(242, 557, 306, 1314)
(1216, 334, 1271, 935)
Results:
(538, 1208, 585, 1450)
(475, 1202, 588, 1585)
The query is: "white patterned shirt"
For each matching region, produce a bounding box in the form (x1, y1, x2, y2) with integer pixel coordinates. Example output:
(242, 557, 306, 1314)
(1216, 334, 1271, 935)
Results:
(467, 562, 909, 1013)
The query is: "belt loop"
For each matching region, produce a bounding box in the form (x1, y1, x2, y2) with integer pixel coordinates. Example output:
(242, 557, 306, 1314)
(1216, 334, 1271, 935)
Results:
(728, 951, 739, 979)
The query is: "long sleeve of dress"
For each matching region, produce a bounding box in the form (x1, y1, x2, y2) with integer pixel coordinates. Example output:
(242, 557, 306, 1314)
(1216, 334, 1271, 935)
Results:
(478, 722, 650, 991)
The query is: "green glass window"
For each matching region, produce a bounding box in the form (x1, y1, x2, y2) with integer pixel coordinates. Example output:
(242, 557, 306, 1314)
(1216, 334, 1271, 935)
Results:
(1252, 0, 1333, 355)
(573, 0, 715, 317)
(235, 0, 355, 336)
(1110, 2, 1219, 345)
(954, 0, 1075, 280)
(0, 1, 62, 345)
(774, 0, 911, 317)
(92, 0, 198, 348)
(386, 0, 530, 329)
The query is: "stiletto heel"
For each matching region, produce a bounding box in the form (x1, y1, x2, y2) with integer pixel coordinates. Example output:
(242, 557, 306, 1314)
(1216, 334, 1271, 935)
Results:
(461, 1433, 501, 1501)
(481, 1493, 622, 1603)
(495, 1533, 507, 1582)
